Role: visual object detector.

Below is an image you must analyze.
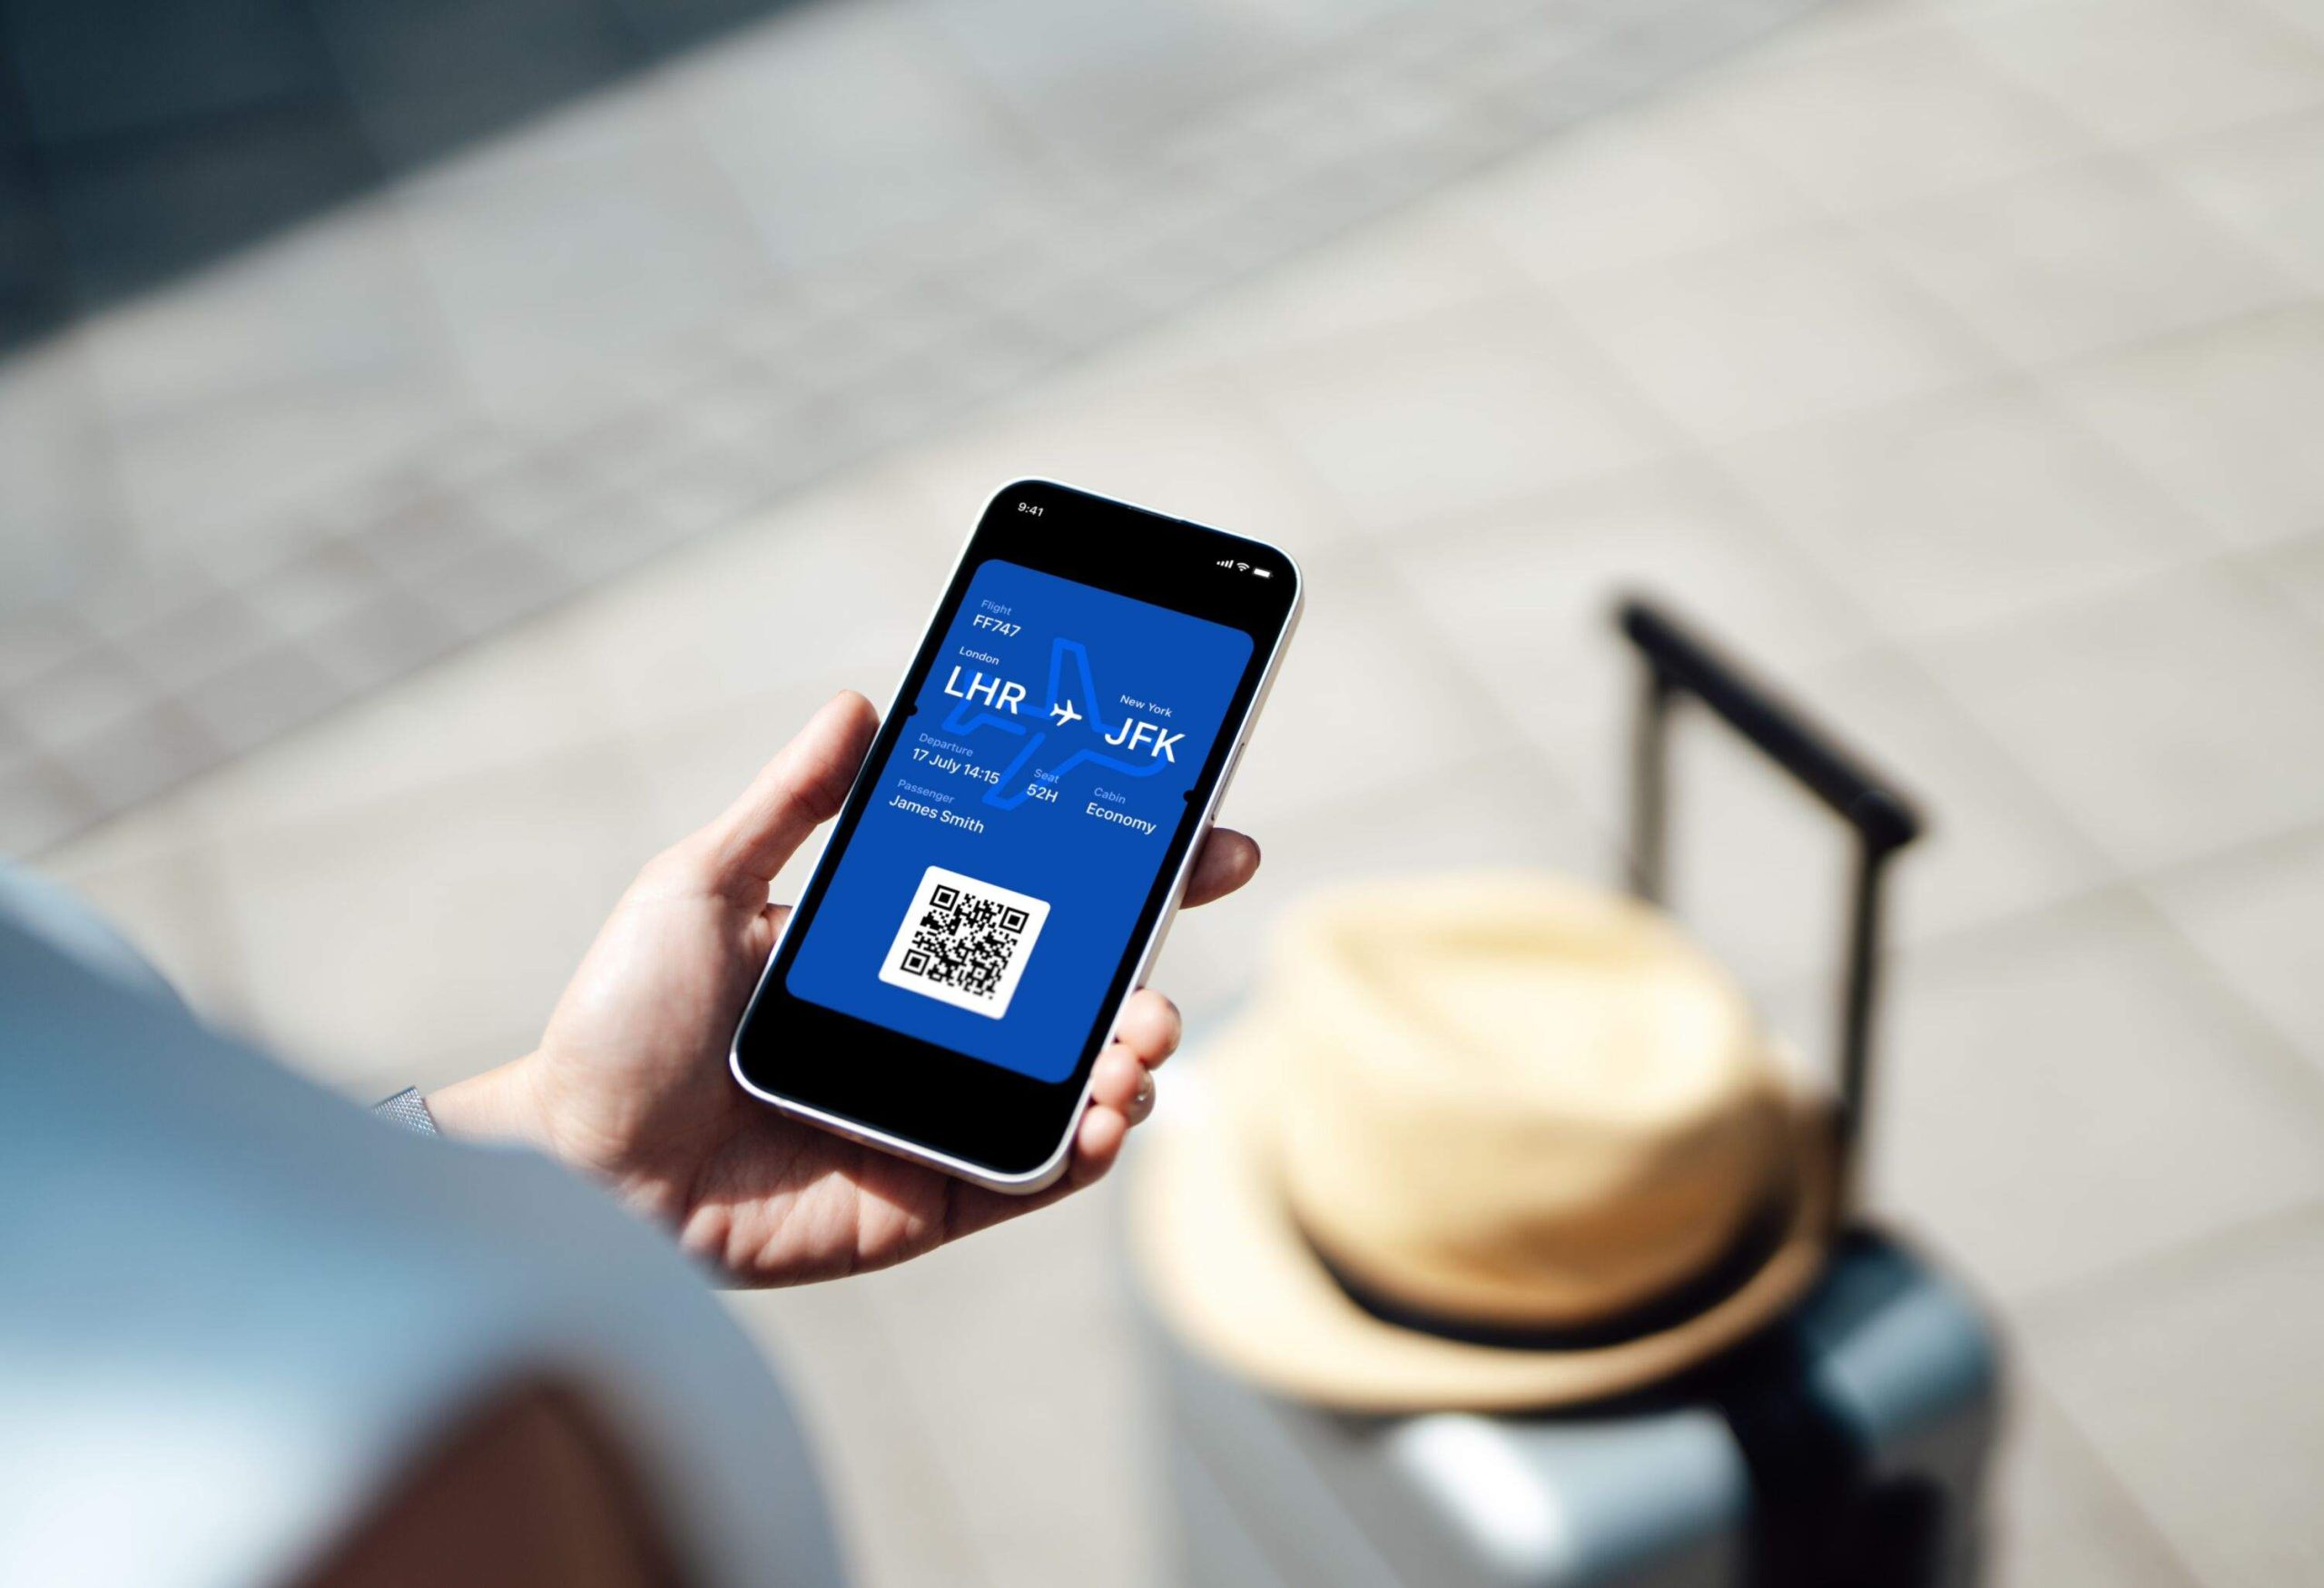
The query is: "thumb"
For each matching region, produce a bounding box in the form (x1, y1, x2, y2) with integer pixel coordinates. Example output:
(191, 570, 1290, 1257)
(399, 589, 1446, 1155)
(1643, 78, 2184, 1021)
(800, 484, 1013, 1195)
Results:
(702, 691, 879, 890)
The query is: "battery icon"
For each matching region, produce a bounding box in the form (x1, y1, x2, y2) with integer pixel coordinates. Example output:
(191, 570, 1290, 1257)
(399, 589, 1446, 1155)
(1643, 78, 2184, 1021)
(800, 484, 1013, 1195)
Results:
(1251, 567, 1274, 578)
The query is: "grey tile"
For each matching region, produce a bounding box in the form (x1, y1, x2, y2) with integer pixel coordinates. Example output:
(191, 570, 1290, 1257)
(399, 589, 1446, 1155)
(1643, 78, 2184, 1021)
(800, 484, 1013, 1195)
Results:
(0, 333, 123, 609)
(4, 644, 156, 752)
(1151, 85, 1363, 191)
(190, 603, 610, 840)
(1385, 459, 1872, 837)
(1660, 649, 2113, 991)
(1183, 195, 1531, 363)
(394, 423, 530, 498)
(419, 537, 575, 641)
(6, 0, 1865, 858)
(1230, 0, 1444, 56)
(669, 0, 1028, 274)
(1274, 130, 1458, 247)
(557, 399, 724, 498)
(1715, 380, 2207, 641)
(2053, 306, 2324, 551)
(2259, 529, 2324, 632)
(722, 1281, 998, 1588)
(82, 211, 475, 564)
(43, 104, 379, 309)
(297, 588, 467, 695)
(1506, 12, 1772, 141)
(948, 263, 1155, 366)
(1865, 897, 2324, 1303)
(656, 361, 818, 454)
(543, 485, 717, 585)
(460, 456, 615, 545)
(348, 494, 495, 583)
(1863, 157, 2299, 369)
(1216, 553, 1503, 831)
(1989, 1390, 2204, 1588)
(832, 343, 1011, 455)
(717, 270, 921, 367)
(0, 759, 96, 858)
(2253, 0, 2324, 52)
(396, 84, 774, 423)
(1917, 567, 2324, 873)
(0, 605, 93, 695)
(2028, 1214, 2324, 1588)
(914, 0, 1286, 152)
(73, 560, 231, 644)
(556, 471, 932, 741)
(899, 365, 1356, 557)
(2159, 107, 2324, 292)
(312, 0, 644, 173)
(1956, 0, 2324, 148)
(241, 542, 395, 639)
(880, 311, 1065, 420)
(1141, 167, 1350, 293)
(1058, 219, 1263, 340)
(736, 294, 987, 410)
(35, 812, 253, 1021)
(1689, 18, 2094, 214)
(54, 705, 221, 815)
(205, 739, 645, 1086)
(852, 1186, 1157, 1588)
(172, 647, 346, 758)
(113, 589, 276, 689)
(1550, 224, 1992, 445)
(1443, 8, 1621, 113)
(1243, 296, 1673, 531)
(1321, 64, 1514, 188)
(708, 385, 890, 500)
(2146, 825, 2324, 1085)
(1460, 92, 1811, 285)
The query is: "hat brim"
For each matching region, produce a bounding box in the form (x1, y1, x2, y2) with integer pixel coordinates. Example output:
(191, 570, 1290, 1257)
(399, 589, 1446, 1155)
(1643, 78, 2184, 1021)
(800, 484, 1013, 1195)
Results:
(1128, 1027, 1836, 1415)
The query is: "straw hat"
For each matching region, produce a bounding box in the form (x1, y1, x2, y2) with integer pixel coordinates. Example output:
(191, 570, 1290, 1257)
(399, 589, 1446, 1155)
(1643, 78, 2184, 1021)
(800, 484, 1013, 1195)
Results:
(1129, 873, 1834, 1413)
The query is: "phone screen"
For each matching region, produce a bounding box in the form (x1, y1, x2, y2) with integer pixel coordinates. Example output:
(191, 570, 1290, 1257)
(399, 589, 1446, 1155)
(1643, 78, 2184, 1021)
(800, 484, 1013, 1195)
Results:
(783, 558, 1253, 1081)
(732, 480, 1299, 1183)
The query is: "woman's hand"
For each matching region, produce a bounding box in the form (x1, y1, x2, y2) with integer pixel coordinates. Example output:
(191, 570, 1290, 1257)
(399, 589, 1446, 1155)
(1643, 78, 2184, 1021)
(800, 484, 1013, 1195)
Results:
(428, 692, 1259, 1286)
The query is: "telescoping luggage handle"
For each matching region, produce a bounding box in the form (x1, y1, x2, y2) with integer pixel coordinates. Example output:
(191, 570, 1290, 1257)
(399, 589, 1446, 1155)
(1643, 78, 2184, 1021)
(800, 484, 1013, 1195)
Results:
(1618, 597, 1925, 1234)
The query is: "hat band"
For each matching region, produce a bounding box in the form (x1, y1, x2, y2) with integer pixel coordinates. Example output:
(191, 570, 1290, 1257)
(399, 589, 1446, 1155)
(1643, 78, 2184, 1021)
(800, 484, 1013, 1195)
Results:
(1296, 1190, 1796, 1354)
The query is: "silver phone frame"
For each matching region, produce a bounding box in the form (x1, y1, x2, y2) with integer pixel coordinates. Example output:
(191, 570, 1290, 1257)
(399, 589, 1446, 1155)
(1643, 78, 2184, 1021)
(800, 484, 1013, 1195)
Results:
(728, 478, 1305, 1194)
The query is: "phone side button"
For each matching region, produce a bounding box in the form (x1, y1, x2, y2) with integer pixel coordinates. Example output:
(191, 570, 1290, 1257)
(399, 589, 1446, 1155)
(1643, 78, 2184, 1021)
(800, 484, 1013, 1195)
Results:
(1213, 739, 1247, 810)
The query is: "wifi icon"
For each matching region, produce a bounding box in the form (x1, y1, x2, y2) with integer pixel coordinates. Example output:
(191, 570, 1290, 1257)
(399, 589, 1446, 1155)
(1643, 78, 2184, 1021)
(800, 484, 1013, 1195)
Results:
(1236, 562, 1249, 572)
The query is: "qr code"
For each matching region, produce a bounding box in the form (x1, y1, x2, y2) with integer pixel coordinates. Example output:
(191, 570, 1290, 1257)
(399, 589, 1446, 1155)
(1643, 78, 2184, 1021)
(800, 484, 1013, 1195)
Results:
(877, 865, 1051, 1019)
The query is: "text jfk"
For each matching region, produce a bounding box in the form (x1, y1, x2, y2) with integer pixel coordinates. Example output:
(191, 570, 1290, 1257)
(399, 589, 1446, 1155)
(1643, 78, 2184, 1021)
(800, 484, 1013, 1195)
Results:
(941, 666, 1187, 762)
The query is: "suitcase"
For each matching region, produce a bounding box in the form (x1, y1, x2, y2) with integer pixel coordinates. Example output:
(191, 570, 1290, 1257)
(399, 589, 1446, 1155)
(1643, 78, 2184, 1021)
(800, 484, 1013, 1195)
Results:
(1145, 598, 2003, 1588)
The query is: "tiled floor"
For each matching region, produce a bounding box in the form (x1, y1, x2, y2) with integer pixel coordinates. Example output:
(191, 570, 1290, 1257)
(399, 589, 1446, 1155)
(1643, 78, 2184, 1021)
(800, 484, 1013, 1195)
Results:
(0, 0, 1831, 854)
(0, 0, 819, 350)
(24, 0, 2324, 1583)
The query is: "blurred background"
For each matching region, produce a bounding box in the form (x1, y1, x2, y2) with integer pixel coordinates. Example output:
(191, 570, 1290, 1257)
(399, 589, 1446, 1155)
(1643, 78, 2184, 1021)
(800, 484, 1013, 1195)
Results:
(6, 0, 2324, 1582)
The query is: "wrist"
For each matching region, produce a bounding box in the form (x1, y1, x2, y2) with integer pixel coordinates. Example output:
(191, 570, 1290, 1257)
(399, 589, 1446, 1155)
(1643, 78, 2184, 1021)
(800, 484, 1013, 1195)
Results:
(427, 1052, 556, 1152)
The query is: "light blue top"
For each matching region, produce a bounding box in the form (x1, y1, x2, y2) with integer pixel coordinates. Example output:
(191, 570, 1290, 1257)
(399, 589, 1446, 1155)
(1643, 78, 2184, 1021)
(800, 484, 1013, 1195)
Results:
(0, 868, 844, 1588)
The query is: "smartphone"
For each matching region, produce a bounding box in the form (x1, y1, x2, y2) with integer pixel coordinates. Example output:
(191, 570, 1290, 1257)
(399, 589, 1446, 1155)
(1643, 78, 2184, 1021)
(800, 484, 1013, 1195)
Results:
(729, 479, 1303, 1193)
